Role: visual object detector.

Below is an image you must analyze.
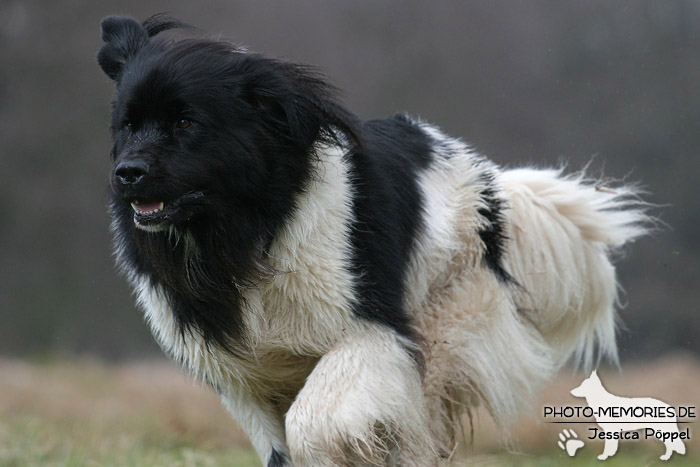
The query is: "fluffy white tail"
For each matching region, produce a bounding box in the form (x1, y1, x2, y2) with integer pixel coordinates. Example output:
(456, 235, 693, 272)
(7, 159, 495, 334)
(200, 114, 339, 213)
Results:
(500, 168, 650, 368)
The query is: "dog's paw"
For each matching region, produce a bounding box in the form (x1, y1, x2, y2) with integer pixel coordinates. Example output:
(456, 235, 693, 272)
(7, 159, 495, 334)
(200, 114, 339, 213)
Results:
(557, 429, 584, 457)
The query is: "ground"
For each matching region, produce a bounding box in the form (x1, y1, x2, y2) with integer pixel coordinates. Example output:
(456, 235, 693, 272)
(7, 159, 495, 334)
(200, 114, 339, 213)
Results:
(1, 355, 698, 466)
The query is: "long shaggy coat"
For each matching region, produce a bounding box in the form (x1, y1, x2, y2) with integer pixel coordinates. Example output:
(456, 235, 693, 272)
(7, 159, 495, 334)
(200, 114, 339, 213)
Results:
(98, 15, 648, 466)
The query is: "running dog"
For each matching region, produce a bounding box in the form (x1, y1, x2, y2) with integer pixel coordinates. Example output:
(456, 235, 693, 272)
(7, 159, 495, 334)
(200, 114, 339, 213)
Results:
(98, 14, 649, 466)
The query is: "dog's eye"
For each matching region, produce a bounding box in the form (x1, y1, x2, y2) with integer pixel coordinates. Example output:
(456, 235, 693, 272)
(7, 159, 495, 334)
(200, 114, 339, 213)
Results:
(176, 119, 192, 129)
(124, 121, 132, 131)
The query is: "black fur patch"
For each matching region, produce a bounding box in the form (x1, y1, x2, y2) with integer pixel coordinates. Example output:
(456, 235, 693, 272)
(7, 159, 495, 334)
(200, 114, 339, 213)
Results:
(476, 172, 514, 283)
(344, 116, 433, 342)
(101, 16, 430, 361)
(268, 449, 287, 467)
(101, 15, 359, 353)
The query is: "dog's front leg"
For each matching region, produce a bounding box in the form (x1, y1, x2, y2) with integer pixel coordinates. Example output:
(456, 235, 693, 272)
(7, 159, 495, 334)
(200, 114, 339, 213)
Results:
(285, 326, 437, 466)
(219, 385, 289, 466)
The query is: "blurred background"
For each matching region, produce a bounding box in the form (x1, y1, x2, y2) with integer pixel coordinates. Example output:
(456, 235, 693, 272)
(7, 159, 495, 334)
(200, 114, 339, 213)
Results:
(2, 0, 697, 361)
(0, 1, 698, 464)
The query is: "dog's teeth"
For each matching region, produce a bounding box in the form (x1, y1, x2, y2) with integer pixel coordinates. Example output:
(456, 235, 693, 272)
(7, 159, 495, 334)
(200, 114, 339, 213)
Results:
(131, 201, 165, 216)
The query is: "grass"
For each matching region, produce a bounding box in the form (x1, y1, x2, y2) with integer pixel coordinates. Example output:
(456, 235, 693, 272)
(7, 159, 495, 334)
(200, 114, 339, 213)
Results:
(1, 417, 258, 467)
(0, 359, 258, 466)
(0, 355, 698, 466)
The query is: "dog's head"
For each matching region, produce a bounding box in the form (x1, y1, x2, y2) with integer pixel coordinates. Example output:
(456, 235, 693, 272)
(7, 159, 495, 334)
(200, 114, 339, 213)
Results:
(98, 15, 356, 235)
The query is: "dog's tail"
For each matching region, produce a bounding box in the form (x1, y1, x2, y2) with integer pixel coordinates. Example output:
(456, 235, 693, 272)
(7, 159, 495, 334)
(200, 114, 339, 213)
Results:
(500, 168, 651, 368)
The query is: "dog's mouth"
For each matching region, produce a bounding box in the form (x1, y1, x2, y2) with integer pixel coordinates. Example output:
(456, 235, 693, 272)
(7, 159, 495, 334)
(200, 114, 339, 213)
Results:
(130, 199, 170, 231)
(128, 192, 206, 232)
(131, 200, 165, 216)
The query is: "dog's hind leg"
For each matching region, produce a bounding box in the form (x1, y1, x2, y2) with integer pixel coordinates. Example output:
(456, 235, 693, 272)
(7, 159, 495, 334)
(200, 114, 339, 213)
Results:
(285, 326, 438, 466)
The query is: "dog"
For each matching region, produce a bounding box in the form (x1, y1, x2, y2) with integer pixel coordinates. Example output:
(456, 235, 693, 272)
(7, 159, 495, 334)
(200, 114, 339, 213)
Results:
(98, 14, 649, 466)
(571, 371, 686, 461)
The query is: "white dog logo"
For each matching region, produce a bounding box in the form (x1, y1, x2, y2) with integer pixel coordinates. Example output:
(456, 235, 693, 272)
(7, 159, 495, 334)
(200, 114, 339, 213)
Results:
(570, 370, 686, 461)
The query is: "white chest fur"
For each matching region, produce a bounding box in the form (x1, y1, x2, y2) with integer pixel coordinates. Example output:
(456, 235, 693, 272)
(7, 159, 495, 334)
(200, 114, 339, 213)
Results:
(132, 143, 364, 388)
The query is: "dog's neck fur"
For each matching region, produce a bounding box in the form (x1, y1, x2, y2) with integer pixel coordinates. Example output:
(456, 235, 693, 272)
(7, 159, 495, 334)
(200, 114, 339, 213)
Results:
(116, 139, 360, 359)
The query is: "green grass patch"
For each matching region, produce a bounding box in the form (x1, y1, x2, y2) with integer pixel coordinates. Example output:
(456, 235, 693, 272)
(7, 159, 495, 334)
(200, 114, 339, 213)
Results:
(0, 415, 260, 467)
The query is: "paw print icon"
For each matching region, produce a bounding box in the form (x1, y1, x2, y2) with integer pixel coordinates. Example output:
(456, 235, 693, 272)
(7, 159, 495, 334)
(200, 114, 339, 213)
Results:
(558, 429, 585, 457)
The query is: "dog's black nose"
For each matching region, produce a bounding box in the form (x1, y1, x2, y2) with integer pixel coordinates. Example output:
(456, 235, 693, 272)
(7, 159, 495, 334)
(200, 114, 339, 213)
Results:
(115, 160, 149, 185)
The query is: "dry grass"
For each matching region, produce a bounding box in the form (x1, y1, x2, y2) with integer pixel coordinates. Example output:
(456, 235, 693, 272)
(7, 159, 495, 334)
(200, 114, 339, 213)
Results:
(0, 359, 256, 466)
(1, 354, 698, 466)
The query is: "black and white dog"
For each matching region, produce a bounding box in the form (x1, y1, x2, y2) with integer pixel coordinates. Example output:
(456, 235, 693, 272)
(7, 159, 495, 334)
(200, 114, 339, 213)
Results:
(98, 15, 648, 466)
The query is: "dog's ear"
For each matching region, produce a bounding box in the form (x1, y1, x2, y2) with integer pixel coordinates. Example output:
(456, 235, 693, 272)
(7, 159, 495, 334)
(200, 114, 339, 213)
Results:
(241, 56, 357, 149)
(251, 93, 291, 129)
(141, 14, 191, 37)
(97, 16, 149, 82)
(274, 93, 322, 149)
(97, 14, 190, 83)
(244, 86, 321, 150)
(245, 64, 346, 149)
